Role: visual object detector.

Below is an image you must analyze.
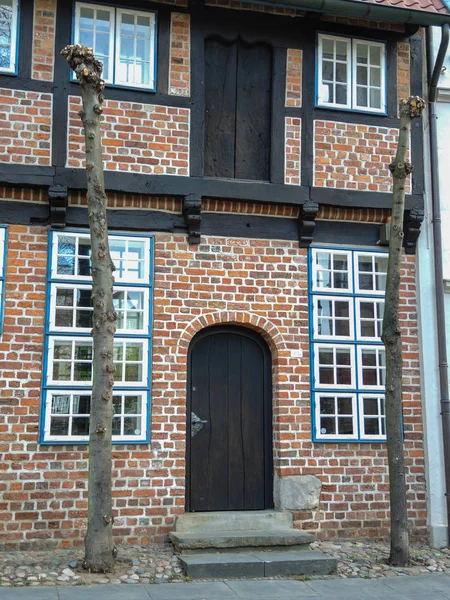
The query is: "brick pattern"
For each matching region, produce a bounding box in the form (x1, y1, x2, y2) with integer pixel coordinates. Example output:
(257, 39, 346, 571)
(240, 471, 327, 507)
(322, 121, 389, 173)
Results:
(0, 187, 47, 203)
(397, 42, 411, 108)
(32, 0, 57, 81)
(69, 191, 183, 212)
(205, 0, 304, 16)
(314, 120, 411, 193)
(321, 14, 405, 31)
(0, 222, 425, 548)
(169, 13, 191, 96)
(203, 199, 299, 217)
(67, 97, 190, 175)
(318, 206, 390, 222)
(285, 49, 302, 108)
(285, 117, 301, 185)
(0, 90, 52, 166)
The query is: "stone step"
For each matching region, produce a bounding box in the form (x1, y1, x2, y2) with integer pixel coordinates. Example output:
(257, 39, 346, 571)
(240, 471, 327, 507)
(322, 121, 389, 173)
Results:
(179, 550, 337, 579)
(170, 528, 314, 553)
(174, 510, 293, 533)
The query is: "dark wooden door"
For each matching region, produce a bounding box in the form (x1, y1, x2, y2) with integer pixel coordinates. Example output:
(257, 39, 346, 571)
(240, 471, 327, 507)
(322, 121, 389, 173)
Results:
(187, 326, 273, 512)
(204, 37, 272, 181)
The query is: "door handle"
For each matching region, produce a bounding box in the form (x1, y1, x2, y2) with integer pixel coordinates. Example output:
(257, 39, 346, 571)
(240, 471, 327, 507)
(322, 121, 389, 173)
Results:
(191, 412, 208, 438)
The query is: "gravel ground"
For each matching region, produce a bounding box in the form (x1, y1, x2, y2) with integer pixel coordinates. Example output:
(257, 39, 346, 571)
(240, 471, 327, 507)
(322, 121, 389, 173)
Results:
(1, 540, 450, 587)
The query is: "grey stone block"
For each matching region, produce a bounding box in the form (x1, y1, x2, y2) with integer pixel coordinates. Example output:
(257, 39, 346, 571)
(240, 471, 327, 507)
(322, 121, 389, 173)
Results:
(180, 554, 265, 579)
(274, 473, 322, 511)
(0, 589, 59, 600)
(255, 550, 337, 576)
(146, 581, 238, 599)
(58, 584, 151, 600)
(225, 579, 319, 598)
(170, 529, 314, 552)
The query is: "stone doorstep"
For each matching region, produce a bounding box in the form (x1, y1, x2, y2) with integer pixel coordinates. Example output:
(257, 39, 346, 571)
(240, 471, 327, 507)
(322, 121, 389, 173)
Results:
(170, 529, 315, 553)
(174, 510, 293, 533)
(179, 550, 338, 579)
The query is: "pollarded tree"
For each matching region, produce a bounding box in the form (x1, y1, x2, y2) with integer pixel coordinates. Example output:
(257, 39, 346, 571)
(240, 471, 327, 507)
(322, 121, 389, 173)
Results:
(61, 44, 117, 572)
(382, 96, 426, 566)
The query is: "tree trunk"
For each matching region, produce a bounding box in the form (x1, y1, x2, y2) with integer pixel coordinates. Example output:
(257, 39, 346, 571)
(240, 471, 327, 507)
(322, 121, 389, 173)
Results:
(382, 96, 425, 567)
(61, 45, 117, 572)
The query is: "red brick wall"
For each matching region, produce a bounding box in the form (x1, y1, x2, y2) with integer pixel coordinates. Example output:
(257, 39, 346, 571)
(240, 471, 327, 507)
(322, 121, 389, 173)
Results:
(169, 13, 191, 96)
(397, 42, 411, 107)
(0, 90, 52, 166)
(285, 49, 302, 108)
(285, 117, 301, 185)
(32, 0, 57, 82)
(67, 97, 190, 175)
(314, 120, 411, 193)
(0, 216, 426, 549)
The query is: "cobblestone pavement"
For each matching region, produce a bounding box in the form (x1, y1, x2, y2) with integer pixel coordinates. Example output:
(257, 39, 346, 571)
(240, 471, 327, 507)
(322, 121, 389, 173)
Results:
(1, 539, 450, 588)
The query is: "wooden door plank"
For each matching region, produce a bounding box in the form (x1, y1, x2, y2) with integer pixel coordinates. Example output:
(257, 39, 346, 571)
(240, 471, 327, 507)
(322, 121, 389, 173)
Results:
(235, 41, 272, 181)
(241, 337, 266, 509)
(228, 334, 245, 510)
(204, 38, 237, 178)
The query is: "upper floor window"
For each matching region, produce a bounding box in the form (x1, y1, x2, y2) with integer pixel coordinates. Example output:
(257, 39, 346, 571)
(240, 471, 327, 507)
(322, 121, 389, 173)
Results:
(310, 247, 388, 442)
(41, 231, 153, 444)
(317, 34, 386, 114)
(0, 0, 19, 74)
(74, 2, 157, 91)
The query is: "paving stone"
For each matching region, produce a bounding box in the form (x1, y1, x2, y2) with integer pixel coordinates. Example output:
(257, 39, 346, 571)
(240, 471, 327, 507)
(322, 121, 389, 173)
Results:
(225, 579, 320, 598)
(146, 581, 238, 599)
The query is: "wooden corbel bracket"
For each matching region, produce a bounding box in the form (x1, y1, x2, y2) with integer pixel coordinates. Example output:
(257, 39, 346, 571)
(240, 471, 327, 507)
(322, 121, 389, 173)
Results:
(298, 199, 319, 248)
(183, 193, 202, 245)
(48, 185, 68, 229)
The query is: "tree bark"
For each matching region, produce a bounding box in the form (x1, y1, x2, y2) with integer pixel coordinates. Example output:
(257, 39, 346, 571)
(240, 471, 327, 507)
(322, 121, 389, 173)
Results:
(61, 45, 117, 572)
(382, 96, 425, 567)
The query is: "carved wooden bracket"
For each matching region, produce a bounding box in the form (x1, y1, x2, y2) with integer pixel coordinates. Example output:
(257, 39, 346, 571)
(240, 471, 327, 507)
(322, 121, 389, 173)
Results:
(183, 193, 202, 245)
(48, 185, 68, 229)
(403, 206, 424, 255)
(298, 199, 319, 248)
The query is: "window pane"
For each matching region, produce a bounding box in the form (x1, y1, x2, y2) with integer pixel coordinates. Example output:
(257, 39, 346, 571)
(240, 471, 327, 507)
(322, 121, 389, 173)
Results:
(338, 417, 353, 435)
(337, 397, 353, 414)
(121, 12, 135, 35)
(137, 15, 151, 36)
(364, 397, 378, 415)
(356, 43, 368, 64)
(79, 29, 94, 47)
(50, 417, 69, 436)
(357, 65, 367, 86)
(124, 396, 142, 414)
(79, 7, 94, 29)
(370, 45, 381, 65)
(72, 418, 90, 436)
(336, 40, 348, 61)
(136, 38, 150, 62)
(320, 417, 336, 435)
(96, 32, 110, 56)
(336, 62, 347, 83)
(364, 418, 379, 435)
(51, 395, 70, 414)
(121, 36, 134, 59)
(322, 60, 333, 81)
(335, 85, 347, 105)
(370, 67, 381, 87)
(124, 417, 140, 435)
(320, 397, 335, 415)
(322, 38, 334, 59)
(370, 88, 381, 109)
(97, 9, 111, 32)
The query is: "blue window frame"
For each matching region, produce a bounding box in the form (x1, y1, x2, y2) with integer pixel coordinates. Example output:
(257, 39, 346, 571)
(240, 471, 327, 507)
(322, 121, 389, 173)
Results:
(0, 226, 7, 332)
(316, 33, 387, 114)
(309, 247, 388, 442)
(73, 2, 157, 92)
(41, 230, 153, 444)
(0, 0, 19, 75)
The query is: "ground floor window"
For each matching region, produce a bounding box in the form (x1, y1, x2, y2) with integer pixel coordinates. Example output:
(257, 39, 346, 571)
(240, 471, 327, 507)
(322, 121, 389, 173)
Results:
(41, 230, 153, 444)
(309, 247, 388, 441)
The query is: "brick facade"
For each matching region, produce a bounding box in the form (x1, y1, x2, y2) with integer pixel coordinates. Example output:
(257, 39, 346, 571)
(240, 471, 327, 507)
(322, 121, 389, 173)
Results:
(67, 97, 190, 175)
(0, 212, 426, 549)
(169, 13, 191, 96)
(397, 42, 411, 107)
(313, 120, 411, 193)
(285, 117, 301, 185)
(0, 90, 52, 166)
(285, 49, 302, 108)
(32, 0, 57, 82)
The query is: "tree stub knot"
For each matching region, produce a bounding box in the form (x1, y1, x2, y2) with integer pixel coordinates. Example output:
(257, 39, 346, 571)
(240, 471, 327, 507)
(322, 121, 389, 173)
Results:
(400, 96, 426, 119)
(61, 45, 105, 90)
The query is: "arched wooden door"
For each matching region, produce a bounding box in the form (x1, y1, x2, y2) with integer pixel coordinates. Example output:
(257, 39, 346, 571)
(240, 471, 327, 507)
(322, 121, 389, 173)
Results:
(187, 326, 273, 512)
